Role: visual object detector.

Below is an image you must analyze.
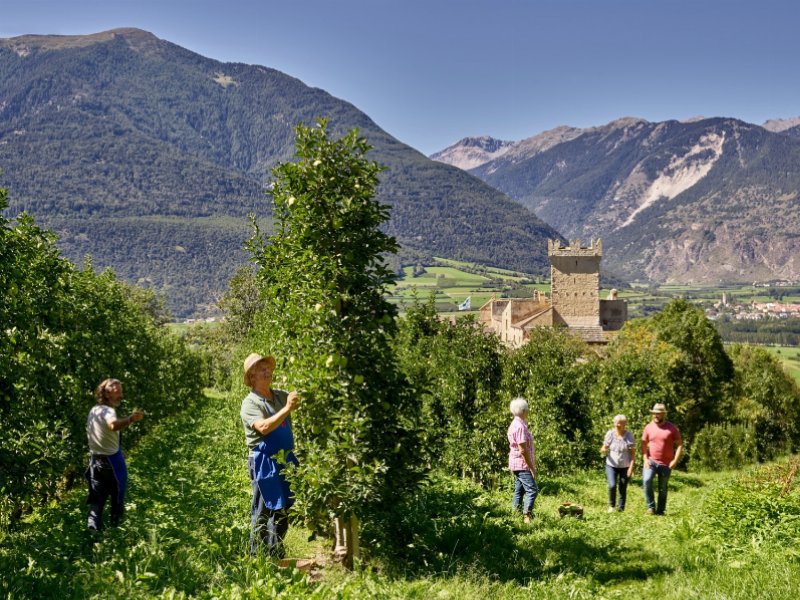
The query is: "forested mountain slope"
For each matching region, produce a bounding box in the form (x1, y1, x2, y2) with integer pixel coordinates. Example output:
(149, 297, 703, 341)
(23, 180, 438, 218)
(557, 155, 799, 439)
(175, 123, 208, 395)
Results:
(0, 28, 560, 316)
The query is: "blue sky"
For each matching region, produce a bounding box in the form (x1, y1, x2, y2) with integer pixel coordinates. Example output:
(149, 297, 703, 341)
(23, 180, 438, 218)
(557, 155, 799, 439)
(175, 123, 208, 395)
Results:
(3, 0, 799, 155)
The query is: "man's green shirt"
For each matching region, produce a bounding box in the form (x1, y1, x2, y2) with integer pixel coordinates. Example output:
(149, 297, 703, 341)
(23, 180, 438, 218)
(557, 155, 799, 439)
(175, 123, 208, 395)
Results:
(240, 389, 288, 450)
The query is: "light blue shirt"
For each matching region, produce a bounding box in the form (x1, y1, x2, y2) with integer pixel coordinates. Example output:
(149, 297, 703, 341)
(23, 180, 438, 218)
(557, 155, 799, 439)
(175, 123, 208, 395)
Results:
(604, 429, 635, 468)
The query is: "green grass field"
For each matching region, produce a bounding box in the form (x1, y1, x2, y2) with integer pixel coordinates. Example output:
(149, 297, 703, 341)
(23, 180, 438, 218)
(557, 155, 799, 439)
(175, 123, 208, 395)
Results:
(3, 390, 799, 599)
(391, 264, 496, 312)
(765, 346, 800, 385)
(391, 259, 550, 315)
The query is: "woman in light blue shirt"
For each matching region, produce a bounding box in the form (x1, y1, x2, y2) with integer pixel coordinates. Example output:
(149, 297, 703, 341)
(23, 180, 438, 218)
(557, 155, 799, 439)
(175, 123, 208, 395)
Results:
(600, 414, 636, 512)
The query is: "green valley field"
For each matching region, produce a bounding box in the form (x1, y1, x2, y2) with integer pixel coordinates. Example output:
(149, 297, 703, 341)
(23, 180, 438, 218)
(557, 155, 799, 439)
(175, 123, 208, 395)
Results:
(388, 260, 545, 314)
(765, 346, 800, 385)
(2, 390, 799, 599)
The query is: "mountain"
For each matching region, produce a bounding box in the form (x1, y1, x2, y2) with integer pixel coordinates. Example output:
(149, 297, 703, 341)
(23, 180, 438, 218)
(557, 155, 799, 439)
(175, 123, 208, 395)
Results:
(434, 117, 800, 284)
(777, 124, 800, 140)
(0, 29, 561, 317)
(762, 116, 800, 133)
(429, 136, 515, 170)
(431, 125, 586, 171)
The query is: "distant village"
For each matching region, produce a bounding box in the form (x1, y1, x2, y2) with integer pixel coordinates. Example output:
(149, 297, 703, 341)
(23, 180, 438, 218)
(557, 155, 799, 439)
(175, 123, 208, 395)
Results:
(706, 292, 800, 321)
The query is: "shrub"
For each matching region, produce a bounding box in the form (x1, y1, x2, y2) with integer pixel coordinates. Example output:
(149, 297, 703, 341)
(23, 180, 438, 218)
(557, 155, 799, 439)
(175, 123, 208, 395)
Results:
(501, 328, 595, 475)
(727, 344, 800, 460)
(395, 295, 504, 484)
(692, 423, 758, 470)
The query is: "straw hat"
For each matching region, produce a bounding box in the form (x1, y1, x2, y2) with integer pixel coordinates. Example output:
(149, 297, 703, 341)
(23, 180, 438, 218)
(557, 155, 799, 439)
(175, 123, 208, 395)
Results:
(243, 353, 276, 385)
(650, 403, 667, 414)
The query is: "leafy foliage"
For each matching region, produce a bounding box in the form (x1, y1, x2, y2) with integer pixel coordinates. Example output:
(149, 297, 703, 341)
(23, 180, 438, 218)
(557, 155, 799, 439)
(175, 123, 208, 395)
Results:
(587, 299, 738, 461)
(218, 266, 262, 342)
(588, 321, 682, 428)
(396, 298, 599, 480)
(715, 318, 800, 347)
(393, 296, 800, 477)
(645, 299, 735, 441)
(394, 295, 505, 483)
(692, 423, 758, 470)
(726, 344, 800, 459)
(0, 187, 205, 526)
(502, 328, 595, 474)
(246, 120, 425, 534)
(589, 300, 799, 467)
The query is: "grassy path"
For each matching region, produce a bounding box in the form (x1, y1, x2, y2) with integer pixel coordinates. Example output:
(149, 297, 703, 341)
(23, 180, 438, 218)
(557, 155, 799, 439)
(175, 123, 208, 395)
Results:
(2, 391, 799, 598)
(0, 390, 328, 598)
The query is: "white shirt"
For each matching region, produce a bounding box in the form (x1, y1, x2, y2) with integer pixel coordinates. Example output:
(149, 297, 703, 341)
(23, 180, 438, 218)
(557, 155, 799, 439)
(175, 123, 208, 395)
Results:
(86, 404, 120, 455)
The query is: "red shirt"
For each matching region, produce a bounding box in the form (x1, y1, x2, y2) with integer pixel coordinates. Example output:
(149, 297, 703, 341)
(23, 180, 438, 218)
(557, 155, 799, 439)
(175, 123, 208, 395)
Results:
(642, 421, 681, 465)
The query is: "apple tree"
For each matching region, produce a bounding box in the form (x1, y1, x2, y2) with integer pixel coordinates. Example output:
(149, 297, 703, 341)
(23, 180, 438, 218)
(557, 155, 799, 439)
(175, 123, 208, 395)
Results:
(247, 120, 424, 567)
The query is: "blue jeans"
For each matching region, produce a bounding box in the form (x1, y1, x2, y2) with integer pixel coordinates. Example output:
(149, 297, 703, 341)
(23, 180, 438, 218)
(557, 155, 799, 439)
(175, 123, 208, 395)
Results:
(512, 470, 538, 515)
(643, 460, 672, 514)
(85, 459, 123, 531)
(605, 464, 630, 511)
(249, 455, 289, 557)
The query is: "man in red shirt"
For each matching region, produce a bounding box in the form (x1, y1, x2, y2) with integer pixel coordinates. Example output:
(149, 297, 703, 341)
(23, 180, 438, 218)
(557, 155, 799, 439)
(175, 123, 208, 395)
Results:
(641, 403, 683, 515)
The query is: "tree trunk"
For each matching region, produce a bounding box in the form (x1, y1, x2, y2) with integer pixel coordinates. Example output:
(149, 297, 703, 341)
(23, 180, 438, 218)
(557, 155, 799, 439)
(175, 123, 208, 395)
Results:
(332, 513, 360, 569)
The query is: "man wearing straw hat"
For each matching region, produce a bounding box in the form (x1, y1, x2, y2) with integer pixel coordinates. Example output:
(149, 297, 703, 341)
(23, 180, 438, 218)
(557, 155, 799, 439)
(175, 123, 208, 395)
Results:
(641, 403, 682, 515)
(240, 353, 301, 557)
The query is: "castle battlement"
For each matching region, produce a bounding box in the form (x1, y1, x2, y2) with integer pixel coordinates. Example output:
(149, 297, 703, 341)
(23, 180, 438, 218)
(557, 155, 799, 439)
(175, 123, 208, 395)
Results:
(548, 238, 602, 257)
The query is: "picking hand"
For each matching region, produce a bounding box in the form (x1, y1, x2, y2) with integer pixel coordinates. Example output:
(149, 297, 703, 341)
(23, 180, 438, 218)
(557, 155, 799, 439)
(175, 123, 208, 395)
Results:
(286, 391, 301, 411)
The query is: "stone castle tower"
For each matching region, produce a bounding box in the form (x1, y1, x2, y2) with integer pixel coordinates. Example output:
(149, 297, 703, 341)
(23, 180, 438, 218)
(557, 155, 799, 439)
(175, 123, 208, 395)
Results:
(548, 239, 602, 328)
(479, 238, 625, 347)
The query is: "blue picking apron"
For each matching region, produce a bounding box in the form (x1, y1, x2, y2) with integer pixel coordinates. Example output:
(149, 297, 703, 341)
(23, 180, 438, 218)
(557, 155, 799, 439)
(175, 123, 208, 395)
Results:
(253, 397, 298, 510)
(107, 447, 128, 503)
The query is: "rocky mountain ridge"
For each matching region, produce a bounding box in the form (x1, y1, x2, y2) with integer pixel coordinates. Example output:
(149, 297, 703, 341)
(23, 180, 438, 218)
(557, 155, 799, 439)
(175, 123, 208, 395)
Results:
(433, 116, 800, 284)
(762, 116, 800, 133)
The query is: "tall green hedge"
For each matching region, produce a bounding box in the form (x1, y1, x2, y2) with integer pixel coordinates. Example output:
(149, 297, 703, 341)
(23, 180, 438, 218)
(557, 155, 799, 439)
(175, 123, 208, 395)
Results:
(1, 189, 205, 527)
(394, 297, 504, 484)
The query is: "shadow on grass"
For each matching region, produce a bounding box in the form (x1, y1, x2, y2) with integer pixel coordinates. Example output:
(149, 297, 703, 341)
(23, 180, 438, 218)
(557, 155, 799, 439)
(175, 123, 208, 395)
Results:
(532, 475, 585, 498)
(669, 472, 706, 490)
(374, 474, 674, 586)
